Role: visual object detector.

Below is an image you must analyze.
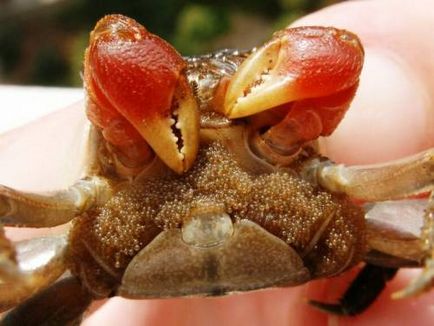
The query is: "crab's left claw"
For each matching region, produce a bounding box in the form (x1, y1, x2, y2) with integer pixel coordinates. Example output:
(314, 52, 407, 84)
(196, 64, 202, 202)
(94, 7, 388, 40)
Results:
(220, 27, 364, 157)
(86, 15, 199, 174)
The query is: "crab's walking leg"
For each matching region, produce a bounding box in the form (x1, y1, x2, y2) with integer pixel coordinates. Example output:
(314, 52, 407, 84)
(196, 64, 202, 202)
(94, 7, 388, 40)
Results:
(310, 264, 398, 315)
(311, 149, 434, 297)
(0, 177, 110, 311)
(309, 199, 428, 315)
(0, 234, 67, 312)
(1, 276, 92, 325)
(392, 192, 434, 298)
(313, 148, 433, 201)
(364, 198, 426, 266)
(0, 176, 113, 227)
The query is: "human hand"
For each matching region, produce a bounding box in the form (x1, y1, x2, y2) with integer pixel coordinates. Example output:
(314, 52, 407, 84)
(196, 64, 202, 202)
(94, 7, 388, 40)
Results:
(1, 0, 433, 325)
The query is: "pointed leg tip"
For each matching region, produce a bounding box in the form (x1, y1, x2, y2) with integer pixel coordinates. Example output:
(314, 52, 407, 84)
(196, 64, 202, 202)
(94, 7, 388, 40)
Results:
(309, 300, 349, 316)
(396, 257, 434, 298)
(391, 284, 426, 300)
(392, 270, 434, 299)
(391, 289, 407, 300)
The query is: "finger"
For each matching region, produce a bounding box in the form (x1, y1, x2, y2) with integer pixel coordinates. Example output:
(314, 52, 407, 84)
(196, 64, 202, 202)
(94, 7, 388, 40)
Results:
(291, 0, 434, 324)
(0, 101, 88, 191)
(83, 288, 327, 326)
(291, 0, 434, 164)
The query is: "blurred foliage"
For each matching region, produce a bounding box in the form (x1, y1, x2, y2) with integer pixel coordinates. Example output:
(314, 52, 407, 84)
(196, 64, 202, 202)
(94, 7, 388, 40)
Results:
(173, 5, 230, 55)
(0, 0, 342, 86)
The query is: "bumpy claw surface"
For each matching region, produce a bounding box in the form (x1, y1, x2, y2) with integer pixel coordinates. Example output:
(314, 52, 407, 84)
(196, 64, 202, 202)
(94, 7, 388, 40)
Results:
(220, 27, 363, 155)
(85, 15, 199, 174)
(223, 26, 363, 118)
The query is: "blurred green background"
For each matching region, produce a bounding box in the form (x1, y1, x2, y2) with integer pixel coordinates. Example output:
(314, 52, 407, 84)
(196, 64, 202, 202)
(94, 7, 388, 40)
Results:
(0, 0, 341, 86)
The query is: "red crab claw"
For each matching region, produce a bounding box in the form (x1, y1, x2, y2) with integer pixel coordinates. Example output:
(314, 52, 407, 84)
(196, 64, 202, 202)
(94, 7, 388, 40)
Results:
(85, 15, 199, 174)
(219, 26, 364, 156)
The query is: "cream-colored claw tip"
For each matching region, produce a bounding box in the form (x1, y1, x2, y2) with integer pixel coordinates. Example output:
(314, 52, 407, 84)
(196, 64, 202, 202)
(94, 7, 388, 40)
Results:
(222, 38, 297, 119)
(145, 76, 200, 174)
(391, 258, 434, 299)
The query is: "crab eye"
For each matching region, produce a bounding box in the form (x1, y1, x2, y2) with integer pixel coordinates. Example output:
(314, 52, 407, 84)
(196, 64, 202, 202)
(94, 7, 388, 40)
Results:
(85, 14, 199, 174)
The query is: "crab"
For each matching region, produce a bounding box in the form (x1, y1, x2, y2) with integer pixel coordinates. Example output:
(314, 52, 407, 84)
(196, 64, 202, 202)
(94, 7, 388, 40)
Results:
(0, 14, 433, 324)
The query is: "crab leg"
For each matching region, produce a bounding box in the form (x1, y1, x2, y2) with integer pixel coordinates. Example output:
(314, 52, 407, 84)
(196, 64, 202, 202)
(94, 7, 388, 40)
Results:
(364, 198, 427, 266)
(364, 195, 434, 299)
(0, 234, 68, 312)
(259, 85, 358, 155)
(392, 192, 434, 298)
(313, 150, 434, 297)
(2, 276, 92, 325)
(310, 197, 433, 314)
(313, 148, 434, 202)
(310, 264, 398, 316)
(0, 176, 113, 227)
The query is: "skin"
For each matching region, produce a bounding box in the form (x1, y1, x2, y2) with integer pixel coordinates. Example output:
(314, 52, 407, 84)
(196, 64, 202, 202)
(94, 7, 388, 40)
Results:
(1, 0, 433, 325)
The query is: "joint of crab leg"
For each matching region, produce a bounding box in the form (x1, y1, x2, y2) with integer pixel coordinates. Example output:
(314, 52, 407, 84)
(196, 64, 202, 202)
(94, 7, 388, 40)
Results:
(0, 176, 113, 227)
(261, 109, 323, 154)
(0, 225, 17, 282)
(249, 132, 303, 166)
(268, 85, 357, 148)
(315, 149, 434, 202)
(250, 85, 358, 162)
(86, 15, 199, 174)
(392, 192, 434, 298)
(0, 235, 68, 312)
(222, 26, 363, 119)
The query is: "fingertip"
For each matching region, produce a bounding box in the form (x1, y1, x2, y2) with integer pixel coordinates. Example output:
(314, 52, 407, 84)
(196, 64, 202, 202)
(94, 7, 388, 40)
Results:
(290, 0, 434, 163)
(320, 48, 433, 164)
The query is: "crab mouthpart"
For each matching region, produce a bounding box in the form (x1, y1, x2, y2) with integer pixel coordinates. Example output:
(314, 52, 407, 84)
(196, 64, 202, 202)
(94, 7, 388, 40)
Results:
(222, 27, 364, 119)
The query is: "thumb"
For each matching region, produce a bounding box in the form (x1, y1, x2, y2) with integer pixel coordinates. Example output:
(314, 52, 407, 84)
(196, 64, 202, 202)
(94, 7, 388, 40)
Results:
(292, 0, 434, 164)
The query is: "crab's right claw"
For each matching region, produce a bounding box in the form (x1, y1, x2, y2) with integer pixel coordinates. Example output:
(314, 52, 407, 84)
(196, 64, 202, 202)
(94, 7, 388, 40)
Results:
(85, 15, 199, 174)
(222, 26, 364, 120)
(218, 27, 364, 160)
